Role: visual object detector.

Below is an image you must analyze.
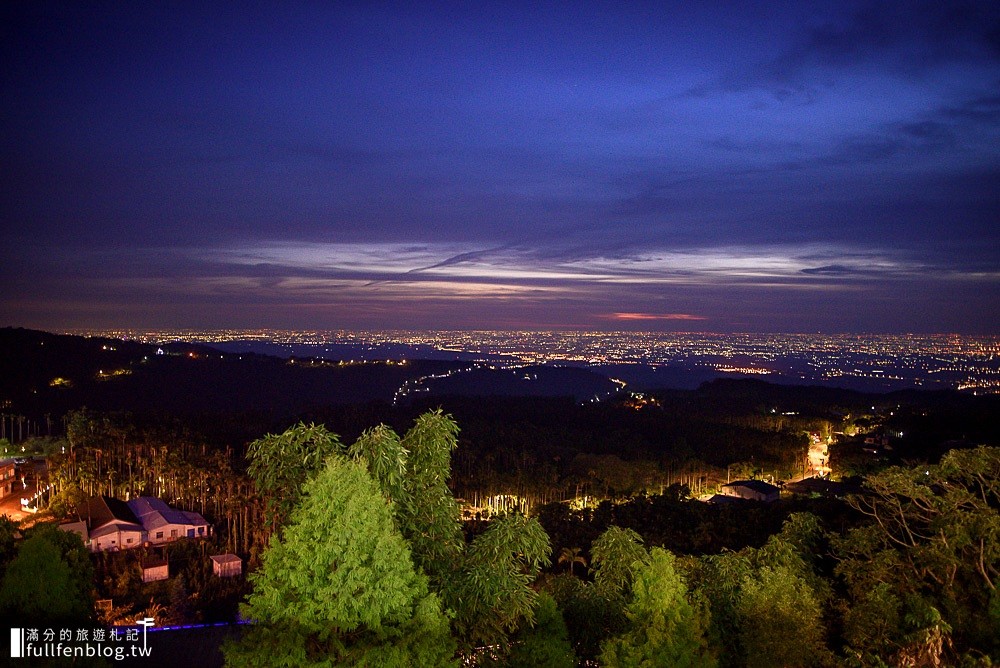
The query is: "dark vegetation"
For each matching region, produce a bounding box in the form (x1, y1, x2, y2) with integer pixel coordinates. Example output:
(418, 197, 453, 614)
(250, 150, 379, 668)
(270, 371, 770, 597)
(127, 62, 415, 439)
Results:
(0, 326, 466, 419)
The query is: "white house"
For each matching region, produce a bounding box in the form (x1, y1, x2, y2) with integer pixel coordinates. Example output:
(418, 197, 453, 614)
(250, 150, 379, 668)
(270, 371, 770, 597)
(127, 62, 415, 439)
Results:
(73, 495, 210, 552)
(90, 519, 145, 551)
(127, 497, 211, 545)
(74, 496, 146, 552)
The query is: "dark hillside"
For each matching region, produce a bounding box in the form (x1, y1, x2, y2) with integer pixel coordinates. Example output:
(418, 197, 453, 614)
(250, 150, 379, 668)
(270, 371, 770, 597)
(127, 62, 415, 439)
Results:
(0, 327, 464, 419)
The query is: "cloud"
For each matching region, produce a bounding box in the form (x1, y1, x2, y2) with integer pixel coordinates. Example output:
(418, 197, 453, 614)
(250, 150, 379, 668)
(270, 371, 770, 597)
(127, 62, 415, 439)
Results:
(939, 93, 1000, 123)
(688, 1, 1000, 102)
(185, 241, 938, 295)
(799, 264, 908, 277)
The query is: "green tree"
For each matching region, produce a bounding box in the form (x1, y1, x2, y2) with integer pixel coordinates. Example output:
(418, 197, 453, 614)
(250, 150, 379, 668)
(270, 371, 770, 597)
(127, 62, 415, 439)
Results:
(397, 410, 464, 583)
(847, 447, 1000, 594)
(835, 447, 1000, 662)
(0, 526, 93, 625)
(840, 581, 902, 663)
(348, 411, 552, 656)
(246, 422, 344, 531)
(600, 547, 716, 668)
(557, 546, 587, 576)
(685, 551, 752, 667)
(591, 526, 649, 600)
(451, 512, 551, 648)
(546, 573, 626, 663)
(682, 515, 833, 668)
(348, 424, 410, 507)
(238, 411, 554, 662)
(226, 455, 455, 667)
(506, 591, 577, 668)
(736, 564, 831, 668)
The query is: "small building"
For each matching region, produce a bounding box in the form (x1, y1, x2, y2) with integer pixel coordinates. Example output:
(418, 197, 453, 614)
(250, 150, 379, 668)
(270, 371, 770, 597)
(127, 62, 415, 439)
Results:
(210, 553, 243, 578)
(720, 479, 780, 503)
(141, 557, 169, 583)
(0, 459, 16, 499)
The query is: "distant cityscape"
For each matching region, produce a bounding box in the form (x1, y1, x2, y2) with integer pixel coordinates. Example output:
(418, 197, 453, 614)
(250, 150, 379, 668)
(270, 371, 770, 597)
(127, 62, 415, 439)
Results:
(70, 330, 1000, 394)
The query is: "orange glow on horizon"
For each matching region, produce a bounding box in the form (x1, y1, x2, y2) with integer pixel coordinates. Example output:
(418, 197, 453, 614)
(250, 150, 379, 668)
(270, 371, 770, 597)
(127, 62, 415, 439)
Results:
(608, 312, 707, 321)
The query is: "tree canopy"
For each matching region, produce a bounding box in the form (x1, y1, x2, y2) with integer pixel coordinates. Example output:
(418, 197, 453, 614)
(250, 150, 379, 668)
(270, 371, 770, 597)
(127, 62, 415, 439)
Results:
(226, 455, 455, 666)
(591, 526, 649, 600)
(246, 422, 344, 529)
(601, 547, 715, 668)
(0, 524, 94, 626)
(233, 410, 555, 664)
(836, 446, 1000, 663)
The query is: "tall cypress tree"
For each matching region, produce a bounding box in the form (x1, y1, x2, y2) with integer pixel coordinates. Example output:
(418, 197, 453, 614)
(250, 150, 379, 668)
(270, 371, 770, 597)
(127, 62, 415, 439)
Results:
(225, 456, 455, 667)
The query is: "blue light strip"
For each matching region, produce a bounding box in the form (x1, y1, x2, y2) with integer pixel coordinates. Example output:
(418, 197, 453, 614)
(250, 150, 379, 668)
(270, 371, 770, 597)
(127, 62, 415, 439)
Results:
(113, 621, 251, 634)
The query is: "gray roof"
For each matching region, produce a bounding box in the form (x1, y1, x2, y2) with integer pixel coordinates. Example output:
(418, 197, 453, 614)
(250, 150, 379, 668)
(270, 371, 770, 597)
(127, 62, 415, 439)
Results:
(705, 494, 744, 505)
(78, 495, 140, 529)
(210, 553, 242, 564)
(127, 496, 209, 530)
(89, 521, 143, 539)
(723, 479, 780, 495)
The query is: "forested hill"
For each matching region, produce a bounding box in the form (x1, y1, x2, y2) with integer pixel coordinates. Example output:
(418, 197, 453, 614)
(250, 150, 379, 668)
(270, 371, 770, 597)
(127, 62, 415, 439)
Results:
(0, 327, 463, 416)
(0, 328, 615, 421)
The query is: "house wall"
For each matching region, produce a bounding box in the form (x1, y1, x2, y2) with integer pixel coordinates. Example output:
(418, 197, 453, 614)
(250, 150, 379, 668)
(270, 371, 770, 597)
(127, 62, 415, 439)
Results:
(0, 464, 15, 499)
(147, 522, 209, 544)
(213, 561, 242, 577)
(91, 529, 144, 552)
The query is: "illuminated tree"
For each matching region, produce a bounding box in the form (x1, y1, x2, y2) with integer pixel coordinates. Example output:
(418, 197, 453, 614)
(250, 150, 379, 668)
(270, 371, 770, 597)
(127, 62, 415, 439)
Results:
(600, 547, 716, 668)
(348, 424, 410, 506)
(558, 546, 587, 576)
(591, 526, 649, 599)
(682, 514, 832, 668)
(246, 422, 344, 531)
(835, 446, 1000, 662)
(226, 455, 455, 667)
(396, 410, 465, 583)
(237, 411, 554, 661)
(350, 411, 555, 656)
(736, 564, 830, 668)
(449, 512, 551, 648)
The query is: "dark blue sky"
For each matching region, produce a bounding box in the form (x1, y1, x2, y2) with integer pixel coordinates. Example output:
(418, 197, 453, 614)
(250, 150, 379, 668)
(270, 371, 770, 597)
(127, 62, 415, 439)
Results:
(3, 1, 999, 332)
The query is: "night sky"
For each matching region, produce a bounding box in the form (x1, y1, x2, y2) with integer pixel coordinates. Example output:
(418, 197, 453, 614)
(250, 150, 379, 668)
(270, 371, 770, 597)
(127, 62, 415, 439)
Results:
(3, 2, 999, 333)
